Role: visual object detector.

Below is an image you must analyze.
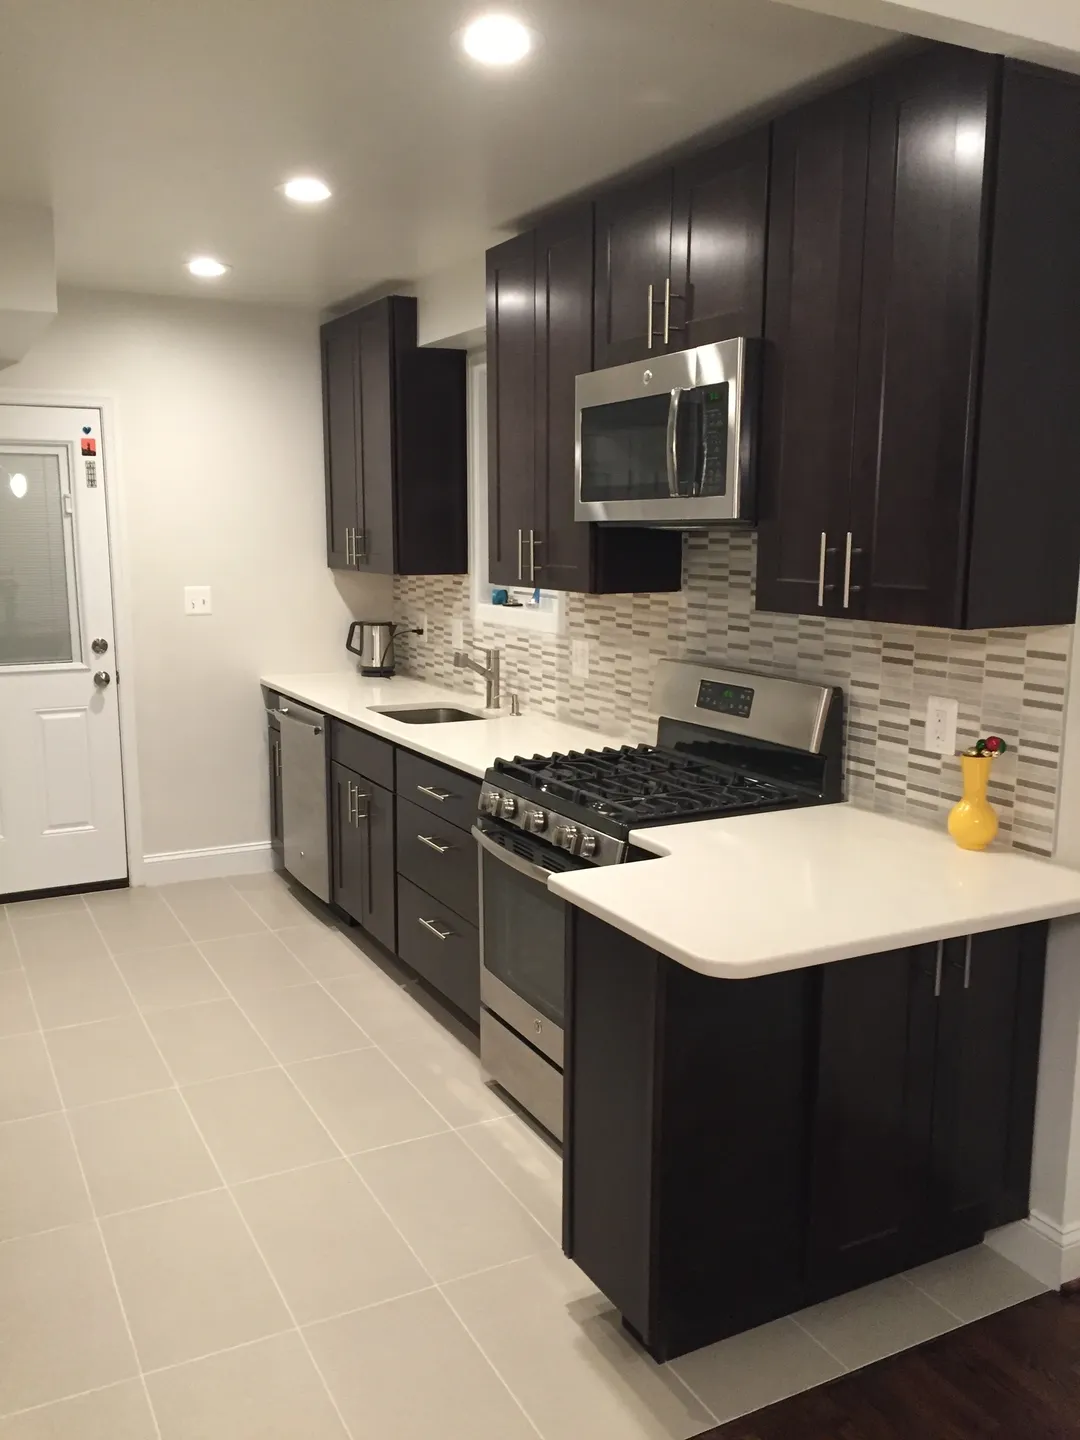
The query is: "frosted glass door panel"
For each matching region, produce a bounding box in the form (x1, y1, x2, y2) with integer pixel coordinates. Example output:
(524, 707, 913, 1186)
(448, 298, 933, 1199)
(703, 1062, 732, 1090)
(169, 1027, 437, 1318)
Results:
(0, 452, 80, 666)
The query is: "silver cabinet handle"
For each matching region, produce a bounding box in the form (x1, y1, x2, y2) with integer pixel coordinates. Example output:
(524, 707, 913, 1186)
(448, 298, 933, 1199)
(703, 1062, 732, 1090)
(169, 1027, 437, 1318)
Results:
(356, 529, 367, 561)
(818, 532, 828, 608)
(646, 283, 654, 350)
(418, 917, 453, 941)
(842, 532, 863, 609)
(934, 940, 944, 998)
(516, 528, 523, 582)
(963, 935, 972, 990)
(529, 530, 541, 583)
(354, 787, 369, 824)
(417, 784, 451, 803)
(663, 276, 671, 345)
(417, 834, 451, 854)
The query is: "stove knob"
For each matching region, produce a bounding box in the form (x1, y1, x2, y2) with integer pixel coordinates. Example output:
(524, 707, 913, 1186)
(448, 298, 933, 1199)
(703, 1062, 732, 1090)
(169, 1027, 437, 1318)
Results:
(554, 824, 579, 852)
(524, 808, 548, 833)
(481, 790, 501, 816)
(499, 795, 518, 820)
(578, 833, 598, 859)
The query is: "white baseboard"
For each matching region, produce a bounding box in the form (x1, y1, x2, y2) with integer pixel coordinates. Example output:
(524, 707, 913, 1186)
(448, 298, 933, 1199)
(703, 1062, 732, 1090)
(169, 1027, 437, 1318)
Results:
(985, 1210, 1080, 1288)
(140, 842, 275, 886)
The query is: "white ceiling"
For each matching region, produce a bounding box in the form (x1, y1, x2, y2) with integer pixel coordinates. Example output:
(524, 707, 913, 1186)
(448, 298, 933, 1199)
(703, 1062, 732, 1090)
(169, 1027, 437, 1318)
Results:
(0, 0, 899, 306)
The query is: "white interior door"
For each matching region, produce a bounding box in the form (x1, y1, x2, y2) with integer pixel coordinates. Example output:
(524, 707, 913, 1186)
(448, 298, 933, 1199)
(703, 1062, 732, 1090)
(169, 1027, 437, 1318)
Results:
(0, 405, 126, 897)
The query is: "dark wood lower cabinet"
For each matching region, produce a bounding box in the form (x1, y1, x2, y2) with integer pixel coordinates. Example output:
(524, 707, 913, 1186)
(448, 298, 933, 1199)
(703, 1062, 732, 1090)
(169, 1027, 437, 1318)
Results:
(330, 760, 396, 954)
(564, 910, 1048, 1361)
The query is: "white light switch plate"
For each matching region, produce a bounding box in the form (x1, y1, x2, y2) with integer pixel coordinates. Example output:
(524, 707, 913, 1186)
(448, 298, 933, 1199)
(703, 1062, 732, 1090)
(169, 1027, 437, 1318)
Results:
(451, 618, 465, 649)
(184, 586, 212, 616)
(571, 639, 590, 679)
(926, 695, 959, 755)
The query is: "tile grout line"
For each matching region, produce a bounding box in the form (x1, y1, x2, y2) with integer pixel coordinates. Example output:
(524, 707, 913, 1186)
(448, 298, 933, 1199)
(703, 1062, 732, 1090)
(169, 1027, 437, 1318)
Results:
(9, 917, 167, 1440)
(784, 1313, 852, 1373)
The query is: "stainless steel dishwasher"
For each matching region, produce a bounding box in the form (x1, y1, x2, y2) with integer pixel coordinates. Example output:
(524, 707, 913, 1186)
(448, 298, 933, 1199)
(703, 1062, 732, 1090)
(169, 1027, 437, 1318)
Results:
(270, 699, 330, 902)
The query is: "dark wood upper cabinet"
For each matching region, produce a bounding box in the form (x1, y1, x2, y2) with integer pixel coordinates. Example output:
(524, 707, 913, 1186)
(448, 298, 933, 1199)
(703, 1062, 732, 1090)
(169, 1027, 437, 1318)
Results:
(321, 296, 466, 577)
(486, 233, 537, 587)
(593, 172, 674, 368)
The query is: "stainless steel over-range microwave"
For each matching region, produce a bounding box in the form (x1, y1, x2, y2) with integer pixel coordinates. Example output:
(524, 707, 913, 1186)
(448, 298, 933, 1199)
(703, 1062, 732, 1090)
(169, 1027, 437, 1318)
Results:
(574, 338, 760, 526)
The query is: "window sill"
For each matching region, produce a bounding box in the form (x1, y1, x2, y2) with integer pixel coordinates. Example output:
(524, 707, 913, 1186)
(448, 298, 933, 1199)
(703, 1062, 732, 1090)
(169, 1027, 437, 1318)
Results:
(473, 596, 565, 636)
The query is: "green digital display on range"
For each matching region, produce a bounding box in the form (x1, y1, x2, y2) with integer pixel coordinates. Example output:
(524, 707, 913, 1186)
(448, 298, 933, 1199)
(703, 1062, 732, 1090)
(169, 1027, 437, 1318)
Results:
(697, 680, 754, 719)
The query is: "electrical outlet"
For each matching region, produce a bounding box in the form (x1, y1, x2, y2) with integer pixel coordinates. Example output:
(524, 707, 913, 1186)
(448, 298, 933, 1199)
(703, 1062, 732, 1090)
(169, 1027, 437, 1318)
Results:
(925, 695, 959, 755)
(417, 612, 428, 641)
(571, 639, 590, 679)
(184, 586, 212, 616)
(451, 618, 465, 649)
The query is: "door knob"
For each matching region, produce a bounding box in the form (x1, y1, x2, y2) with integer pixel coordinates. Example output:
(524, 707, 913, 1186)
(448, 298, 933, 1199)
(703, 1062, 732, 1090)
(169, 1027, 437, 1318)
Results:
(91, 638, 109, 655)
(93, 671, 111, 687)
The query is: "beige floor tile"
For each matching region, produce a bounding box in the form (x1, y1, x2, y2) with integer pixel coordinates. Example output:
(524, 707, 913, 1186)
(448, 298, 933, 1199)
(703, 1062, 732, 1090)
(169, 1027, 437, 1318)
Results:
(0, 970, 39, 1038)
(12, 912, 109, 965)
(114, 944, 226, 1011)
(0, 1113, 91, 1241)
(47, 1015, 171, 1109)
(356, 1131, 553, 1282)
(286, 924, 409, 981)
(233, 1159, 430, 1323)
(238, 983, 370, 1063)
(25, 955, 134, 1030)
(324, 972, 453, 1046)
(305, 1289, 537, 1440)
(182, 1068, 337, 1182)
(5, 895, 87, 925)
(669, 1316, 843, 1424)
(85, 890, 189, 955)
(200, 932, 311, 998)
(144, 999, 274, 1084)
(70, 1090, 220, 1216)
(0, 1380, 157, 1439)
(0, 1222, 138, 1414)
(381, 1028, 509, 1128)
(445, 1251, 714, 1440)
(0, 920, 19, 971)
(102, 1189, 290, 1370)
(289, 1048, 448, 1154)
(794, 1275, 958, 1370)
(0, 1033, 61, 1123)
(147, 1330, 348, 1439)
(159, 880, 267, 942)
(233, 882, 329, 931)
(905, 1244, 1048, 1322)
(459, 1115, 562, 1238)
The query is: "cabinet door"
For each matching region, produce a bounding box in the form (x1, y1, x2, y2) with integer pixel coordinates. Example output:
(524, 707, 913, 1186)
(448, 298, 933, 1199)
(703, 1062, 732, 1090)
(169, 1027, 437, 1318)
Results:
(755, 84, 870, 618)
(670, 128, 769, 348)
(321, 315, 360, 570)
(268, 724, 283, 864)
(593, 172, 674, 367)
(355, 301, 397, 576)
(928, 924, 1047, 1248)
(849, 48, 995, 627)
(331, 762, 396, 952)
(806, 945, 939, 1298)
(331, 761, 365, 923)
(486, 232, 537, 587)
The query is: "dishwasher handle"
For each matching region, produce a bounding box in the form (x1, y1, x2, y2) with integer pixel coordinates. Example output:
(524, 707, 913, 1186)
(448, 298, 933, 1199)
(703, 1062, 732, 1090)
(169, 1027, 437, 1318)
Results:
(270, 705, 322, 734)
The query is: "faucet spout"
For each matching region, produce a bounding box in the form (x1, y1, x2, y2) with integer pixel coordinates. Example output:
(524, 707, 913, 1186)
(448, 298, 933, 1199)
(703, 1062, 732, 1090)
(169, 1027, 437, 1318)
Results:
(453, 647, 501, 710)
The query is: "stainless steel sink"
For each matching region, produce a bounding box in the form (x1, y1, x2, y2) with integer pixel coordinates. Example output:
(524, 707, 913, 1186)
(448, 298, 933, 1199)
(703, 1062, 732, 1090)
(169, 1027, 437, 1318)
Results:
(372, 705, 484, 724)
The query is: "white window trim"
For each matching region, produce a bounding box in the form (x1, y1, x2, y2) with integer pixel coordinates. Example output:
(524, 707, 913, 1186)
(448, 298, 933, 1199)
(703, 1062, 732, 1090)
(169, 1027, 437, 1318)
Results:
(467, 352, 566, 636)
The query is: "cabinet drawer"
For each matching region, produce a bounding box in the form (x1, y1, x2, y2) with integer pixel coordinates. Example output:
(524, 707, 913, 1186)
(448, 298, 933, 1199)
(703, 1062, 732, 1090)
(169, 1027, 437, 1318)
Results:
(396, 750, 480, 831)
(396, 796, 478, 927)
(396, 877, 480, 1021)
(330, 720, 395, 790)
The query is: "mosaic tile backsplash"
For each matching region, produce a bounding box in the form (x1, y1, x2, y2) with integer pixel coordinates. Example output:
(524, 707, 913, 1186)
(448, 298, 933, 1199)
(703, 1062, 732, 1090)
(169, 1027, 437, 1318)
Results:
(394, 531, 1072, 856)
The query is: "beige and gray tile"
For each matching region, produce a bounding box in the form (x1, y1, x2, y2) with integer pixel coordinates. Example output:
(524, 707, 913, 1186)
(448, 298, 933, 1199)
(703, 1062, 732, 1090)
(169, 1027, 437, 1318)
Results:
(200, 931, 311, 998)
(0, 1380, 157, 1439)
(275, 924, 377, 980)
(0, 919, 18, 971)
(102, 1189, 290, 1371)
(25, 955, 134, 1030)
(289, 1048, 448, 1154)
(0, 970, 39, 1038)
(324, 971, 452, 1047)
(669, 1316, 843, 1424)
(70, 1089, 220, 1216)
(182, 1067, 337, 1182)
(238, 983, 369, 1063)
(0, 1222, 137, 1415)
(356, 1131, 553, 1282)
(905, 1244, 1048, 1323)
(46, 1014, 171, 1109)
(5, 894, 88, 926)
(146, 1330, 348, 1440)
(381, 1028, 509, 1128)
(0, 1033, 61, 1123)
(12, 911, 108, 964)
(144, 998, 274, 1085)
(445, 1250, 714, 1440)
(305, 1288, 538, 1440)
(794, 1274, 958, 1371)
(0, 1113, 91, 1241)
(159, 880, 267, 942)
(459, 1115, 562, 1238)
(114, 943, 225, 1011)
(233, 1159, 430, 1323)
(233, 881, 328, 932)
(85, 890, 188, 955)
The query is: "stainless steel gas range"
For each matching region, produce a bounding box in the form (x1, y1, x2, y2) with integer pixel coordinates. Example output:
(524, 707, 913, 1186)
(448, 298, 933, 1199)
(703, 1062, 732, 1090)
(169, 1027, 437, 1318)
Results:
(473, 660, 845, 1138)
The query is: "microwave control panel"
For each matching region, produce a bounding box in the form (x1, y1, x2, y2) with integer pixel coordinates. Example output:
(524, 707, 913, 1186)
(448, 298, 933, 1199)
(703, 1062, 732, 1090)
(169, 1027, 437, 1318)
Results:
(700, 385, 729, 494)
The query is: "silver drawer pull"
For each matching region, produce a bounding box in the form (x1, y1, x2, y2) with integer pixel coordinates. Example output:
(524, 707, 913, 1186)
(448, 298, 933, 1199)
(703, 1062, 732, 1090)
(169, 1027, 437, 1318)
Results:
(417, 834, 451, 854)
(418, 917, 453, 941)
(417, 784, 451, 803)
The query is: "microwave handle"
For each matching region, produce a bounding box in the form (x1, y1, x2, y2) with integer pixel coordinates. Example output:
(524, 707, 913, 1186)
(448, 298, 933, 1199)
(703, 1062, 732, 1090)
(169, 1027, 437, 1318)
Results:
(665, 387, 684, 498)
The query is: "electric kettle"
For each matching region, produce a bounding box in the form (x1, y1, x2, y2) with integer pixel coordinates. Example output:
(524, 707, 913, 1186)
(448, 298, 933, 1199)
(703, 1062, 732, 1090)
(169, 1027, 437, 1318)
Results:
(346, 621, 398, 677)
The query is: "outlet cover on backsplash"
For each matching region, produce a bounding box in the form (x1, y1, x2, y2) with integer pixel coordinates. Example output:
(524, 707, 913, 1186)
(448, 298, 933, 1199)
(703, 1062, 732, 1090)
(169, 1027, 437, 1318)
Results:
(393, 530, 1072, 857)
(571, 640, 590, 679)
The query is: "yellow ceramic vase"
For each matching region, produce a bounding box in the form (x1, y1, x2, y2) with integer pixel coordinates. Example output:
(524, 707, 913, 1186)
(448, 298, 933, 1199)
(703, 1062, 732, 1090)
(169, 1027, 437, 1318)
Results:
(948, 754, 999, 851)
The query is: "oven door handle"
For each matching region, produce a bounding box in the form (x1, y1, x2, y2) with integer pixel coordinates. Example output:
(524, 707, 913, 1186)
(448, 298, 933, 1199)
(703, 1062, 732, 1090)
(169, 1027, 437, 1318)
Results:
(665, 387, 684, 498)
(472, 826, 557, 885)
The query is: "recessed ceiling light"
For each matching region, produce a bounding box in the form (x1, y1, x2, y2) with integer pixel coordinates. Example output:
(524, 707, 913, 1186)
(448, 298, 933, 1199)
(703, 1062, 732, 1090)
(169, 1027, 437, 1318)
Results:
(186, 256, 230, 279)
(8, 472, 27, 499)
(282, 176, 332, 204)
(462, 12, 532, 66)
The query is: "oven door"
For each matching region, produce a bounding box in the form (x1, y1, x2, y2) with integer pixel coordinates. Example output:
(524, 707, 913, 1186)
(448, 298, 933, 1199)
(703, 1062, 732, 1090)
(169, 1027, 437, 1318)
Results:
(574, 338, 756, 526)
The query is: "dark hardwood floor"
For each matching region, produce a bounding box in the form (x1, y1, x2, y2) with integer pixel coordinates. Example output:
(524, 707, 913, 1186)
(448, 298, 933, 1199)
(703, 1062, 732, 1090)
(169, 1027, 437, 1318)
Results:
(699, 1290, 1080, 1439)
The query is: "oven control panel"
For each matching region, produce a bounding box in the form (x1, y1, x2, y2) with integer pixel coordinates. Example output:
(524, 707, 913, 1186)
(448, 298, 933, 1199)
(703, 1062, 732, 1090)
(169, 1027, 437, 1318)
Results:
(696, 678, 754, 719)
(477, 784, 624, 865)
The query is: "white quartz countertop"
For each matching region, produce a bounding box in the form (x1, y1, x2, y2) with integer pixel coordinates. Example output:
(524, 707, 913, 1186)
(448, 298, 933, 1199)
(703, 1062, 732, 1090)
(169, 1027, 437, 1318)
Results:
(260, 671, 625, 778)
(547, 803, 1080, 979)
